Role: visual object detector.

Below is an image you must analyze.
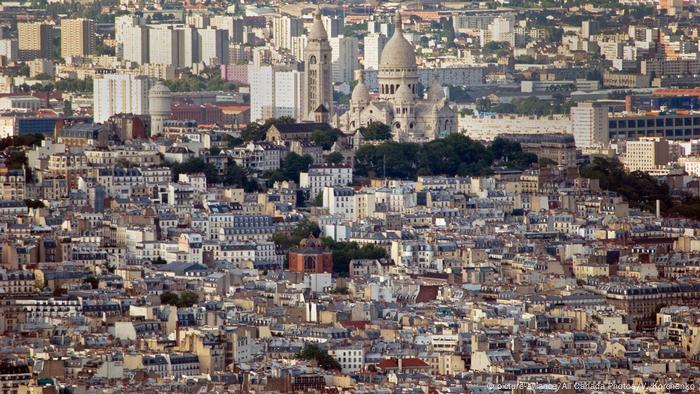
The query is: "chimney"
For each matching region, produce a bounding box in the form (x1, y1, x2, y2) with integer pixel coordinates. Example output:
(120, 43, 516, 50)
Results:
(242, 372, 250, 393)
(656, 199, 661, 218)
(175, 320, 180, 348)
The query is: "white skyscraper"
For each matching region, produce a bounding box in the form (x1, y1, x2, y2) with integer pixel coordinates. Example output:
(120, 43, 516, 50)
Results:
(93, 74, 152, 123)
(363, 33, 387, 70)
(250, 65, 305, 122)
(274, 70, 305, 119)
(330, 36, 358, 84)
(180, 27, 199, 67)
(571, 102, 610, 148)
(0, 39, 18, 61)
(211, 16, 244, 43)
(291, 36, 307, 61)
(322, 15, 344, 38)
(115, 15, 142, 58)
(272, 15, 303, 50)
(250, 65, 275, 122)
(198, 27, 229, 66)
(149, 26, 180, 67)
(123, 25, 149, 65)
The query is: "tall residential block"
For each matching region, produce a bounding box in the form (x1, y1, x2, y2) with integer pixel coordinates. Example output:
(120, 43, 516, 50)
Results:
(330, 36, 358, 84)
(363, 33, 387, 70)
(93, 74, 152, 123)
(272, 15, 303, 50)
(18, 22, 54, 61)
(123, 25, 149, 64)
(60, 18, 95, 58)
(571, 101, 610, 148)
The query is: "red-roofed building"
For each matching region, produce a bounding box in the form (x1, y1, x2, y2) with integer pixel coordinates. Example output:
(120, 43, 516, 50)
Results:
(376, 357, 430, 372)
(414, 285, 439, 303)
(339, 320, 370, 331)
(171, 103, 223, 125)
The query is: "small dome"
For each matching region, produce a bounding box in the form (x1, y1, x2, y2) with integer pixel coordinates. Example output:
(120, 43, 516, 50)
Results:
(427, 77, 445, 101)
(379, 12, 416, 70)
(149, 82, 171, 97)
(351, 79, 370, 102)
(308, 6, 328, 41)
(395, 83, 414, 103)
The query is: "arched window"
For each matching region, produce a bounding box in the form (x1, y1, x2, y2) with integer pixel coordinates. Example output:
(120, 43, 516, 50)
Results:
(390, 85, 395, 94)
(309, 56, 317, 64)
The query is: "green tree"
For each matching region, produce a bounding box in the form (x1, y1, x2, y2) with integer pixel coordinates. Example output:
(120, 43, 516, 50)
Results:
(160, 292, 180, 306)
(322, 237, 388, 274)
(240, 117, 296, 142)
(272, 219, 321, 250)
(63, 100, 73, 116)
(296, 344, 341, 370)
(24, 199, 45, 209)
(325, 152, 344, 165)
(359, 122, 392, 141)
(178, 291, 199, 307)
(171, 158, 219, 183)
(83, 276, 99, 289)
(314, 191, 324, 207)
(311, 127, 341, 149)
(580, 157, 671, 212)
(151, 257, 168, 265)
(271, 153, 313, 183)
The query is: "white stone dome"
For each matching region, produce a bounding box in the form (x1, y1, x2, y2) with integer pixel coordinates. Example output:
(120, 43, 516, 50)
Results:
(149, 81, 171, 97)
(427, 77, 445, 101)
(351, 80, 370, 102)
(395, 83, 414, 103)
(379, 12, 416, 70)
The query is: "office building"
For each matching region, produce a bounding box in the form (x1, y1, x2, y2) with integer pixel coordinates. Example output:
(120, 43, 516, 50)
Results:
(571, 102, 610, 148)
(623, 138, 670, 172)
(60, 18, 95, 58)
(93, 74, 152, 123)
(608, 111, 700, 141)
(18, 22, 54, 61)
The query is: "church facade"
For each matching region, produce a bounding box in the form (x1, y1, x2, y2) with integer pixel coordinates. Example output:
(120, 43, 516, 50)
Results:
(335, 12, 458, 143)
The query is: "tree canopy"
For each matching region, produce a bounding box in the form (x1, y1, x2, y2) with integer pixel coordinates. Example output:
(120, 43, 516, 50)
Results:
(580, 157, 671, 213)
(171, 158, 258, 191)
(160, 291, 199, 308)
(295, 344, 341, 371)
(354, 134, 537, 179)
(272, 219, 321, 250)
(268, 153, 313, 183)
(311, 125, 342, 150)
(359, 123, 392, 141)
(321, 237, 388, 274)
(241, 117, 296, 142)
